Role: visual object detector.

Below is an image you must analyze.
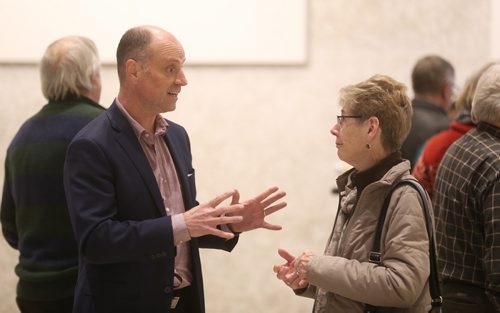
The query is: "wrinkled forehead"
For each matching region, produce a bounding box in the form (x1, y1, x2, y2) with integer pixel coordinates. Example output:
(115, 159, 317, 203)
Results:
(148, 34, 186, 63)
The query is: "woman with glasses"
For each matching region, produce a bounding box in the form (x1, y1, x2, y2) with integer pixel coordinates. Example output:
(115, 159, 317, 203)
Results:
(274, 75, 433, 312)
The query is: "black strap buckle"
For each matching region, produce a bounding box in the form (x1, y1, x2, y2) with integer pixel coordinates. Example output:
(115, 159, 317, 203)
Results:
(431, 296, 443, 306)
(368, 252, 381, 264)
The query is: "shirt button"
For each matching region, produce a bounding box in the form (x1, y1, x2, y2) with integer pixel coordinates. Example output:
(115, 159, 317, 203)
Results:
(164, 286, 172, 294)
(166, 207, 170, 212)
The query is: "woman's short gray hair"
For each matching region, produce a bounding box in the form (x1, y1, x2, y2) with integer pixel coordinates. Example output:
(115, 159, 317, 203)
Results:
(472, 64, 500, 124)
(339, 74, 412, 152)
(40, 36, 100, 101)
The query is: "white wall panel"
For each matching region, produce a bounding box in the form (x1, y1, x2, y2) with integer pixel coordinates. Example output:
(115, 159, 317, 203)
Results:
(491, 0, 500, 58)
(0, 0, 307, 64)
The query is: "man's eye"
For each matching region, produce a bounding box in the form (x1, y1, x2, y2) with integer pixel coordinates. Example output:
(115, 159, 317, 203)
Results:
(166, 66, 177, 73)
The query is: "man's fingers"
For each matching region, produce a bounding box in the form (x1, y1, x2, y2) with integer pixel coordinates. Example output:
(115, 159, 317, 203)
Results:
(215, 203, 244, 216)
(260, 191, 287, 208)
(219, 215, 243, 225)
(263, 202, 287, 217)
(210, 228, 236, 240)
(277, 248, 296, 263)
(251, 186, 280, 203)
(207, 189, 237, 207)
(230, 189, 240, 205)
(262, 222, 282, 231)
(203, 224, 238, 239)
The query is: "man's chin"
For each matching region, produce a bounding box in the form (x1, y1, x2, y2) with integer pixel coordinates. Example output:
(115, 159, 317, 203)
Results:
(161, 103, 176, 113)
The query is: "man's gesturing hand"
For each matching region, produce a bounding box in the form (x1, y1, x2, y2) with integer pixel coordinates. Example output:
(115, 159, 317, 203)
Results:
(184, 189, 244, 240)
(229, 186, 287, 233)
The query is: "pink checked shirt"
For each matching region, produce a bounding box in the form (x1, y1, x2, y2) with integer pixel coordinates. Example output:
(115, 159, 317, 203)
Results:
(116, 99, 192, 289)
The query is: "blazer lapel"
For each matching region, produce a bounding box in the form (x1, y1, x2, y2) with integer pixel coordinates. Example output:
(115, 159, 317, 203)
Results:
(164, 129, 193, 209)
(106, 102, 166, 216)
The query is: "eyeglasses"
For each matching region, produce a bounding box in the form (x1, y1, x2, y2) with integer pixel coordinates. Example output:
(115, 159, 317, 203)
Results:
(336, 115, 363, 124)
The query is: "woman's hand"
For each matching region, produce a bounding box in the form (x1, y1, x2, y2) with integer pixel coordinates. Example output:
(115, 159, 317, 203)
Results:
(273, 248, 309, 290)
(295, 251, 314, 280)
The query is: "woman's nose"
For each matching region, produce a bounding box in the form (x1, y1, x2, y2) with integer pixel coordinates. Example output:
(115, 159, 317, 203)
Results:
(330, 124, 340, 136)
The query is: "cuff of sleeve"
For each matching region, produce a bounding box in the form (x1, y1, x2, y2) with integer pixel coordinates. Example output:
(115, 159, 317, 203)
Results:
(172, 213, 191, 245)
(224, 223, 241, 235)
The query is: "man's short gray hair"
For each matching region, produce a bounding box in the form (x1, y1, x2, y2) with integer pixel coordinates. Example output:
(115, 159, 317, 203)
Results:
(40, 36, 100, 101)
(411, 55, 455, 96)
(472, 64, 500, 124)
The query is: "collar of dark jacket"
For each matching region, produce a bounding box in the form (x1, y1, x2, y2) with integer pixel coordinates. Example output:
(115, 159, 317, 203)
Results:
(350, 151, 403, 194)
(412, 98, 448, 116)
(47, 96, 102, 108)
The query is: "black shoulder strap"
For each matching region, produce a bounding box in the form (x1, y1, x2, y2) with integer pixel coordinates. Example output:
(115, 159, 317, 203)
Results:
(365, 179, 442, 312)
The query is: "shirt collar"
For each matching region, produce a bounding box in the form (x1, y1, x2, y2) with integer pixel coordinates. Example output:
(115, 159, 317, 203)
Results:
(115, 98, 169, 140)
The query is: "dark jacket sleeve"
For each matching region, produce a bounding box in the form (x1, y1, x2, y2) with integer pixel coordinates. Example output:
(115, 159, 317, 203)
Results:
(1, 156, 18, 249)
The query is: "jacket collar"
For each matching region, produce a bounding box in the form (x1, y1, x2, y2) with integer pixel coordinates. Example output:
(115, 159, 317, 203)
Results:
(336, 152, 407, 194)
(106, 101, 167, 216)
(412, 98, 448, 116)
(45, 96, 104, 110)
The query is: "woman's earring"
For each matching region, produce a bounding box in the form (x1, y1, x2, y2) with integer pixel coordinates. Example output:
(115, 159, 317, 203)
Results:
(366, 143, 371, 150)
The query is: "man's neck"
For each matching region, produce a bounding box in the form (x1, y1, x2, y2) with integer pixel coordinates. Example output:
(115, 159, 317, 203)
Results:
(414, 94, 448, 111)
(117, 94, 156, 133)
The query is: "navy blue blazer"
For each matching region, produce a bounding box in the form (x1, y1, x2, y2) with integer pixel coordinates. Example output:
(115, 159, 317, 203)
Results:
(64, 102, 238, 313)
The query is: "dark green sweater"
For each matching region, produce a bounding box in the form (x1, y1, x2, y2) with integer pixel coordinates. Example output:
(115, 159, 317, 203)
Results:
(1, 97, 105, 301)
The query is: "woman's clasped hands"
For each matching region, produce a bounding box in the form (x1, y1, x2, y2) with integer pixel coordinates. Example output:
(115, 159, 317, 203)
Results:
(273, 248, 314, 290)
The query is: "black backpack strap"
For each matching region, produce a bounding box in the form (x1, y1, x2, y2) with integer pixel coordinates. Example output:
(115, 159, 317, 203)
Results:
(365, 179, 442, 313)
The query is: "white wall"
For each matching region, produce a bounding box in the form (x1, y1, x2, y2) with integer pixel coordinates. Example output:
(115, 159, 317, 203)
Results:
(0, 0, 306, 64)
(0, 0, 494, 312)
(492, 0, 500, 57)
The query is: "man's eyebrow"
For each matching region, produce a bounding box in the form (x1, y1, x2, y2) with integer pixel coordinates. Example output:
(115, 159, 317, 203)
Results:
(165, 56, 185, 64)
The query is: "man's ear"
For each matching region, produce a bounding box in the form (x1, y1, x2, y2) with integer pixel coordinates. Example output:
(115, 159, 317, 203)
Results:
(125, 59, 140, 81)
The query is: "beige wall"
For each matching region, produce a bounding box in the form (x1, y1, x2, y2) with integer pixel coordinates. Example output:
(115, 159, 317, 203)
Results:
(0, 0, 492, 312)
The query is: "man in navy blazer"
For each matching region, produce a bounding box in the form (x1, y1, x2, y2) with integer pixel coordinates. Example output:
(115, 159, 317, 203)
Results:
(63, 25, 286, 313)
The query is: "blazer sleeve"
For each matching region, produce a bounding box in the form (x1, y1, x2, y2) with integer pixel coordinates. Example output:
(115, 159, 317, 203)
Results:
(64, 137, 176, 264)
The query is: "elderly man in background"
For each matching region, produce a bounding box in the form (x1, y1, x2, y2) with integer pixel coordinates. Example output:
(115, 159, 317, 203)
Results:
(401, 55, 455, 168)
(434, 63, 500, 312)
(1, 36, 104, 313)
